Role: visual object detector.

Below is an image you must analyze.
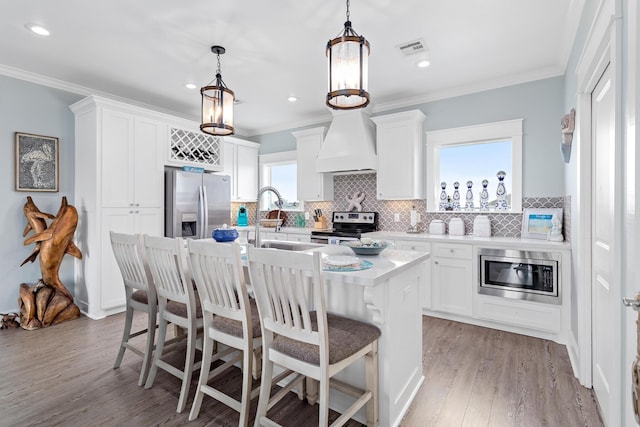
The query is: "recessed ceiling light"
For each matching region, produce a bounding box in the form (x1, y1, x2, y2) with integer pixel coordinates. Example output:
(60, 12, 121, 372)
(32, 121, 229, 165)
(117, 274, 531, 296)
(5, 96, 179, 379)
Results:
(287, 96, 298, 102)
(25, 24, 50, 36)
(417, 59, 431, 68)
(185, 83, 197, 89)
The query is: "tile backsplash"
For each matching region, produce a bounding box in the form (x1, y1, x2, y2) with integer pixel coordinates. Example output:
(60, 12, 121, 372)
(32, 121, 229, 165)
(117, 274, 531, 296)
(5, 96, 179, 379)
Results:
(231, 173, 570, 241)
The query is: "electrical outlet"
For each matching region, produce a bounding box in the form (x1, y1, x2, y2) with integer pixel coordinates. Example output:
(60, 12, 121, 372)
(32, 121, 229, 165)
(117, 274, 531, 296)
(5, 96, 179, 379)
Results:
(394, 213, 400, 222)
(304, 211, 310, 220)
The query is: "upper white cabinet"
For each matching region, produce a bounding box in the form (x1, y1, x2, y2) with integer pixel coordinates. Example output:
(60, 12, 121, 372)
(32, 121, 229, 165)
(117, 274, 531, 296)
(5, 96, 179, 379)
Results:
(293, 127, 334, 201)
(222, 136, 259, 202)
(372, 110, 426, 200)
(100, 109, 165, 208)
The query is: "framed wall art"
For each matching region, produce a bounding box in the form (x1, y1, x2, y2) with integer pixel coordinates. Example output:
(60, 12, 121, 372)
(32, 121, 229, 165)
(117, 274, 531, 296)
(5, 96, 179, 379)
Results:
(521, 207, 563, 240)
(15, 132, 59, 192)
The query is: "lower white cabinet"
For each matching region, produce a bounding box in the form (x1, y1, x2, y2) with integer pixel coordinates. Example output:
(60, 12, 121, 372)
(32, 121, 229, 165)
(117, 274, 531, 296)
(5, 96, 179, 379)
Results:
(431, 243, 473, 316)
(260, 231, 311, 242)
(286, 233, 311, 243)
(100, 208, 162, 310)
(393, 239, 432, 309)
(475, 295, 562, 333)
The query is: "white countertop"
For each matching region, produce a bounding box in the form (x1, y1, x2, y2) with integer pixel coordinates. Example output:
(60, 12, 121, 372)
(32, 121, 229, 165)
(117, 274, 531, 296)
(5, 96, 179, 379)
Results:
(303, 245, 430, 287)
(365, 230, 571, 251)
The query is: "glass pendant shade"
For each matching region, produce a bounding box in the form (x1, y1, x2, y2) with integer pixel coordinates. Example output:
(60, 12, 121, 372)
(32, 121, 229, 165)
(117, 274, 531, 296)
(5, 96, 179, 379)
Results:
(200, 46, 235, 136)
(326, 24, 370, 109)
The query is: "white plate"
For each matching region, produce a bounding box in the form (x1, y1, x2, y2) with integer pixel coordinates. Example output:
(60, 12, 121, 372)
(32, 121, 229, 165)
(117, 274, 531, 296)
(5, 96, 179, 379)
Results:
(323, 255, 360, 267)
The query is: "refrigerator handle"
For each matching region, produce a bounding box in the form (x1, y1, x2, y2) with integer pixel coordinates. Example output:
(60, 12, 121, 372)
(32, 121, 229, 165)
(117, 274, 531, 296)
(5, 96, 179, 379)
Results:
(201, 185, 209, 239)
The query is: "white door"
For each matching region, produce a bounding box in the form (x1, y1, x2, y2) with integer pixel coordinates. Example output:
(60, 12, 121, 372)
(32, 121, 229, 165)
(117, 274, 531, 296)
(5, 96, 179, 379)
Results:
(591, 64, 620, 426)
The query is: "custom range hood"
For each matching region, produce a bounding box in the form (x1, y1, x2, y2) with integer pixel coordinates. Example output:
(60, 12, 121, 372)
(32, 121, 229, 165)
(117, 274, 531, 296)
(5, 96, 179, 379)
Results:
(316, 110, 377, 173)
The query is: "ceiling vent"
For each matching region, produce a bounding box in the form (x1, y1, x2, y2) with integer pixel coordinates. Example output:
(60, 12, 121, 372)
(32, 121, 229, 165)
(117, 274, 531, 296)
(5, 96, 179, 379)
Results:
(396, 38, 428, 56)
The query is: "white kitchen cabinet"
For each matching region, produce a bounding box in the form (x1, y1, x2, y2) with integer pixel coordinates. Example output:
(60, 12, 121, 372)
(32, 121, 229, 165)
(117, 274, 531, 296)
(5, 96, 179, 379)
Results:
(166, 125, 223, 172)
(71, 95, 166, 319)
(222, 136, 259, 202)
(431, 243, 473, 316)
(293, 127, 334, 201)
(101, 110, 165, 208)
(286, 233, 311, 243)
(371, 110, 426, 200)
(393, 239, 432, 309)
(100, 207, 162, 309)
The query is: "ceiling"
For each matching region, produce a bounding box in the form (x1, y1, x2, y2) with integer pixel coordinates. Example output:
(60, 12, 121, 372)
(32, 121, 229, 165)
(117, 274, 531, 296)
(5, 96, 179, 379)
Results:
(0, 1, 583, 137)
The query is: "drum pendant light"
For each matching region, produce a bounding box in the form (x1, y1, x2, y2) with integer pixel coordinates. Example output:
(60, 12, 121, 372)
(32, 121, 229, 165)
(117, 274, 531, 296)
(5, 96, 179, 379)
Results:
(201, 45, 235, 136)
(326, 0, 370, 110)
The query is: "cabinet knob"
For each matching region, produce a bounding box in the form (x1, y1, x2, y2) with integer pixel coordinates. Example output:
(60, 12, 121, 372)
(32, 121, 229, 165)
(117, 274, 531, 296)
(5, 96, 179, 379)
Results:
(434, 261, 439, 265)
(129, 210, 134, 214)
(450, 249, 454, 253)
(135, 210, 139, 214)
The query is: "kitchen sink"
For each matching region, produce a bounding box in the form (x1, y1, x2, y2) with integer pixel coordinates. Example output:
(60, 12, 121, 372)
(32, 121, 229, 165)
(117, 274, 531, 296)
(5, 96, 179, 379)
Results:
(260, 240, 323, 251)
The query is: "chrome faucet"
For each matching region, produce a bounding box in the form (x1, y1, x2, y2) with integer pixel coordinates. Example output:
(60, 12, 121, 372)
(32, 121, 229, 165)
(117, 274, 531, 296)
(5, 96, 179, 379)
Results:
(254, 186, 283, 248)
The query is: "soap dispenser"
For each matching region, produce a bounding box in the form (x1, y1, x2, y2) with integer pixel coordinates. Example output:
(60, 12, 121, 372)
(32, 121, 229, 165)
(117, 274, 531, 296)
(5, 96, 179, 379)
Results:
(237, 205, 248, 226)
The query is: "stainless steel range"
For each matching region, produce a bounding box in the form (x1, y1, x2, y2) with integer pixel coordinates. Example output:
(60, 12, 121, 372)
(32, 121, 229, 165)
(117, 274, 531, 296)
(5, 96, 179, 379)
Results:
(310, 211, 378, 244)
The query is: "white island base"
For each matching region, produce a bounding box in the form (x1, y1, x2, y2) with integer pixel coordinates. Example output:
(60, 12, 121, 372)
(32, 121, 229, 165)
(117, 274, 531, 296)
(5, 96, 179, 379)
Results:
(305, 245, 429, 427)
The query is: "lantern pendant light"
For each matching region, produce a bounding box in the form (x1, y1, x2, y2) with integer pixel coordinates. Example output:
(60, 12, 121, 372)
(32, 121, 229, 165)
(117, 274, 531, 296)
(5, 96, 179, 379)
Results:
(201, 45, 235, 136)
(326, 0, 370, 110)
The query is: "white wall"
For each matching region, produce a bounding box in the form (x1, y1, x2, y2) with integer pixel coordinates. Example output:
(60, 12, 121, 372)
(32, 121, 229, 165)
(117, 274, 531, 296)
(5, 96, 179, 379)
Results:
(256, 76, 566, 197)
(0, 75, 82, 312)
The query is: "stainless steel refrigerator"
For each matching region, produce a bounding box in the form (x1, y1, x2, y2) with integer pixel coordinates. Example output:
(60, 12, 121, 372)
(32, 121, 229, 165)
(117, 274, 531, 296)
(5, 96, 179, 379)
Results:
(165, 168, 231, 239)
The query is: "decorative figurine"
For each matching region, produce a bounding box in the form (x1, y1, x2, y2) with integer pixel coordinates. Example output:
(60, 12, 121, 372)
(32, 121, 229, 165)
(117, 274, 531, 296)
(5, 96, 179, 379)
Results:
(547, 214, 564, 241)
(495, 171, 508, 211)
(561, 108, 575, 163)
(439, 182, 448, 211)
(480, 179, 490, 211)
(452, 182, 461, 211)
(465, 180, 474, 211)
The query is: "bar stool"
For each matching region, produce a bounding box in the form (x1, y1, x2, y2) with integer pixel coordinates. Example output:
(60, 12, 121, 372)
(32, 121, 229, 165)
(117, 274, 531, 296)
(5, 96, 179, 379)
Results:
(247, 247, 380, 427)
(109, 232, 157, 386)
(187, 240, 262, 425)
(143, 235, 203, 413)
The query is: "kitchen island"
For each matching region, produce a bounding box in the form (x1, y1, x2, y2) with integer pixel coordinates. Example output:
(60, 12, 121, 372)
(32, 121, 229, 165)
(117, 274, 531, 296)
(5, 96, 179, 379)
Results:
(299, 244, 430, 427)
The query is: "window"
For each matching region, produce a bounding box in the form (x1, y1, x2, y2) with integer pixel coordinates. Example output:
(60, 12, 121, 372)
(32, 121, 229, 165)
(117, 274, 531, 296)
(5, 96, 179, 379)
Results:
(259, 151, 301, 211)
(426, 119, 522, 212)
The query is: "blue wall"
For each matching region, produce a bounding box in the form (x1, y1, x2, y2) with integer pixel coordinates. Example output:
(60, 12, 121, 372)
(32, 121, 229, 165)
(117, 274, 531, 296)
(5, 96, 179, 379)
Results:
(255, 76, 566, 197)
(0, 75, 82, 312)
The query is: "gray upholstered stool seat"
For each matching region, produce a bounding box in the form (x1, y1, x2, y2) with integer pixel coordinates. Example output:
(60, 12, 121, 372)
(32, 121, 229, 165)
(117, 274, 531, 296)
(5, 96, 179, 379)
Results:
(272, 312, 380, 365)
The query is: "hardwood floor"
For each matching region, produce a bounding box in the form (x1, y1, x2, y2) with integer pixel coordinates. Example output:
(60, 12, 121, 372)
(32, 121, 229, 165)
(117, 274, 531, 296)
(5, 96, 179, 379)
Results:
(401, 317, 603, 427)
(0, 313, 602, 426)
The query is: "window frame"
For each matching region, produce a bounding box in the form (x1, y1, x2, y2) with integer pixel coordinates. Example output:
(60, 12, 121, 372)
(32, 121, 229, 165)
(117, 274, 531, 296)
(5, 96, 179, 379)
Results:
(425, 119, 523, 213)
(258, 150, 302, 212)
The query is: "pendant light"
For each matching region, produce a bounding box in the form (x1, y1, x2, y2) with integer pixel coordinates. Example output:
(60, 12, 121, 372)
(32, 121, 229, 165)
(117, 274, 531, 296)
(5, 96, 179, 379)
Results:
(201, 45, 235, 136)
(326, 0, 370, 110)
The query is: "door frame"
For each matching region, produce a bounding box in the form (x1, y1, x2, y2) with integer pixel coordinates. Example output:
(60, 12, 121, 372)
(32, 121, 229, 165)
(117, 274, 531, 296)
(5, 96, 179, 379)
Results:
(574, 0, 623, 424)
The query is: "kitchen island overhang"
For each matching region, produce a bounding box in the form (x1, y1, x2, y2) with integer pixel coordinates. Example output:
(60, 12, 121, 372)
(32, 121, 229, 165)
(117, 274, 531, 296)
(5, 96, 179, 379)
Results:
(299, 245, 430, 427)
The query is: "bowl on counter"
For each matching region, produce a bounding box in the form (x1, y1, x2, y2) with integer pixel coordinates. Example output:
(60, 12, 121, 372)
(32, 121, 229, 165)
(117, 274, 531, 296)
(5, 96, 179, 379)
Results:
(340, 239, 391, 256)
(212, 228, 239, 242)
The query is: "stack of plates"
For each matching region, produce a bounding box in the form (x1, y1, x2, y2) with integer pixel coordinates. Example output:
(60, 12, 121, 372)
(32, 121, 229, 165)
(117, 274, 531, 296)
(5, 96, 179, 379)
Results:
(323, 255, 360, 268)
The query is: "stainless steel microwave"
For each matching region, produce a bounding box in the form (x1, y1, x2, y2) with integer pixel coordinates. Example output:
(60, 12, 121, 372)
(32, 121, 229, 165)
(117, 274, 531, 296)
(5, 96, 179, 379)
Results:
(478, 248, 560, 305)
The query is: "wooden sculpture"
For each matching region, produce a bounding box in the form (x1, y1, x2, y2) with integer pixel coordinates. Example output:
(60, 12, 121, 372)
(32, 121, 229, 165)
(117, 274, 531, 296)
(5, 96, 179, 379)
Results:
(18, 196, 82, 330)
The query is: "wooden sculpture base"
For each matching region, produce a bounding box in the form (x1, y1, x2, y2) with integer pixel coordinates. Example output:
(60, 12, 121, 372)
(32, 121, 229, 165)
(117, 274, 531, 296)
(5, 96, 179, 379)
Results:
(18, 281, 80, 330)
